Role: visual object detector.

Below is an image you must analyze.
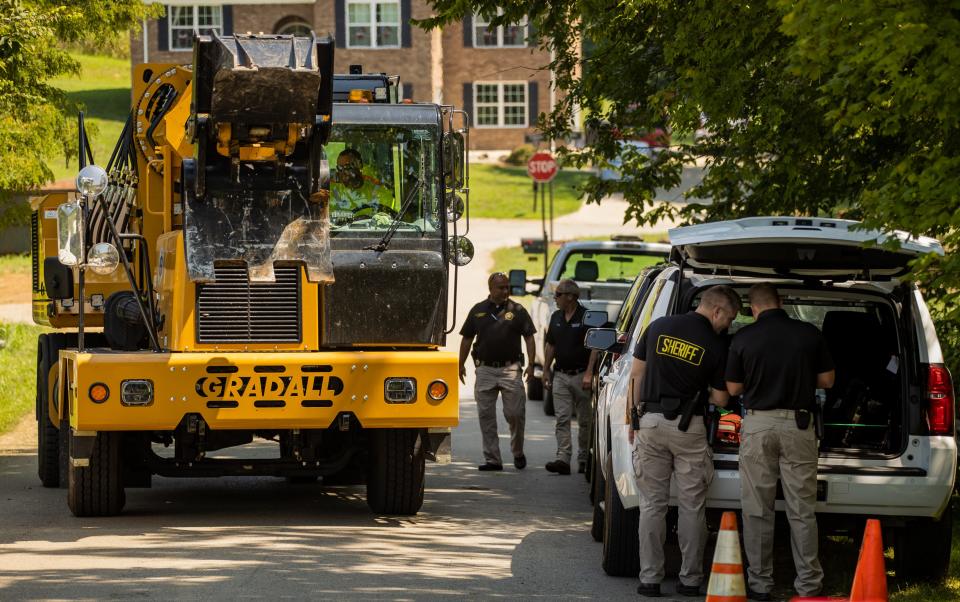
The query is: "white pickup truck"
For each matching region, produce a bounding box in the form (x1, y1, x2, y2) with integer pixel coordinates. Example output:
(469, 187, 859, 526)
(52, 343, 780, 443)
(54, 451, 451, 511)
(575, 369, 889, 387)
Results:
(509, 239, 669, 412)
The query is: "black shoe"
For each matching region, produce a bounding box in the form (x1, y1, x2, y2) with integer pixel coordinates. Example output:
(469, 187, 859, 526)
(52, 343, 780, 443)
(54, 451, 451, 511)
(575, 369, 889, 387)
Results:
(578, 461, 586, 474)
(675, 583, 700, 597)
(514, 455, 527, 470)
(746, 588, 772, 601)
(545, 460, 571, 475)
(636, 582, 661, 597)
(478, 462, 503, 471)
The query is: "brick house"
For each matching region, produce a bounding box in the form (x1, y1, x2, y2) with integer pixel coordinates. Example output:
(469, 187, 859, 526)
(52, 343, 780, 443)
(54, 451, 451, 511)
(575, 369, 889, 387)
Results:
(130, 1, 556, 150)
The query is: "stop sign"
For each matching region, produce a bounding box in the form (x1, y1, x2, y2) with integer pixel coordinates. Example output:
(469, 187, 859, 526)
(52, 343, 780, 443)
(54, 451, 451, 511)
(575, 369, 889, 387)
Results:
(527, 151, 559, 183)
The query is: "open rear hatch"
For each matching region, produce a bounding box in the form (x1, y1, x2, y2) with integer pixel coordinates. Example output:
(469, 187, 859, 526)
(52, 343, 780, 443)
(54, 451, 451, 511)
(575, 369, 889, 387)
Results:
(669, 217, 943, 280)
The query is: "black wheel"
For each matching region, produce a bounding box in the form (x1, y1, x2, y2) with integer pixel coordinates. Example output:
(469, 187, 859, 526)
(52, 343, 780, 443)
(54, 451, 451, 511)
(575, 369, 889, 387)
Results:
(543, 388, 555, 416)
(67, 431, 126, 517)
(601, 453, 640, 576)
(590, 445, 605, 542)
(894, 504, 953, 582)
(366, 428, 425, 515)
(286, 476, 319, 484)
(37, 335, 60, 487)
(527, 374, 543, 401)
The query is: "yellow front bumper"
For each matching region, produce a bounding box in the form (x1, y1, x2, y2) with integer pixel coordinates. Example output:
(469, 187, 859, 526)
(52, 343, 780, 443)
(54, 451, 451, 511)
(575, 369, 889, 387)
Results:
(61, 350, 459, 431)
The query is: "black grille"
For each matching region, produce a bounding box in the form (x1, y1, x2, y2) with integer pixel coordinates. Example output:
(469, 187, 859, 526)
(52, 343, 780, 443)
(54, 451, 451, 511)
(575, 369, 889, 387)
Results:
(196, 265, 301, 343)
(31, 211, 39, 293)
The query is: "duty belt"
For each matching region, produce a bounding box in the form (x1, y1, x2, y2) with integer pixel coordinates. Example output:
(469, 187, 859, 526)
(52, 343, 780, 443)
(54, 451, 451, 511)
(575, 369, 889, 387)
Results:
(555, 367, 586, 375)
(475, 359, 520, 368)
(643, 401, 704, 417)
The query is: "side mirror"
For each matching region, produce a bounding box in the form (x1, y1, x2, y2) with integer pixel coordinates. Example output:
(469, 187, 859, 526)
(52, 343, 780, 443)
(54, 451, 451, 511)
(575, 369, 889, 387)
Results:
(583, 309, 609, 328)
(443, 131, 465, 189)
(445, 191, 464, 222)
(56, 201, 83, 266)
(509, 269, 528, 297)
(585, 328, 624, 354)
(447, 235, 474, 266)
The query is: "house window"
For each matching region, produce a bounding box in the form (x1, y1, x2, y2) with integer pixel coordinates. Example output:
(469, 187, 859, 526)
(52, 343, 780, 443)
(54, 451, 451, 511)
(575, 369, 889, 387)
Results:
(474, 82, 527, 128)
(169, 5, 223, 51)
(473, 10, 527, 48)
(346, 0, 400, 48)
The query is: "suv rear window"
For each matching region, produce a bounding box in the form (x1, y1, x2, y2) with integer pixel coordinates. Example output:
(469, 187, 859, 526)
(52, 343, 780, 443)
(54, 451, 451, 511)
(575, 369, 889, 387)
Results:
(559, 250, 662, 284)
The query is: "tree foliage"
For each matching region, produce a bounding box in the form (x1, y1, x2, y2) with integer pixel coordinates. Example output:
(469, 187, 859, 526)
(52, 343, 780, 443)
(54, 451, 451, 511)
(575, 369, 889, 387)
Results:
(0, 0, 157, 203)
(420, 0, 960, 370)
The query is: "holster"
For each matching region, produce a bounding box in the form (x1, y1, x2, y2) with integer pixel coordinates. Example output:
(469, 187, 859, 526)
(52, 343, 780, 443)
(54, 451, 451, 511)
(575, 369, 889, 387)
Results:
(661, 396, 682, 420)
(814, 405, 824, 440)
(677, 396, 699, 432)
(795, 409, 811, 430)
(631, 405, 641, 430)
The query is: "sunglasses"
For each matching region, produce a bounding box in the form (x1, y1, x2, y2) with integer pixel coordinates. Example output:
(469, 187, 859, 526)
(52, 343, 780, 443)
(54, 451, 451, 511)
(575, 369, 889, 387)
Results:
(554, 292, 572, 299)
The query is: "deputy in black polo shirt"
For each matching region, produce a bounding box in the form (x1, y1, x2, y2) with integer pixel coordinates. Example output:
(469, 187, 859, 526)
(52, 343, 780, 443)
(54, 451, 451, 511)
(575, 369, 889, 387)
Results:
(725, 283, 835, 601)
(629, 285, 740, 599)
(543, 279, 597, 475)
(459, 272, 536, 471)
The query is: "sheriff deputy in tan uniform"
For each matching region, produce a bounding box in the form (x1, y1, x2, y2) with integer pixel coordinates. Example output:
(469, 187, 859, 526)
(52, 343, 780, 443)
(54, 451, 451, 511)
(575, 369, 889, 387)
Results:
(543, 279, 597, 475)
(628, 285, 740, 598)
(459, 272, 536, 471)
(725, 283, 835, 600)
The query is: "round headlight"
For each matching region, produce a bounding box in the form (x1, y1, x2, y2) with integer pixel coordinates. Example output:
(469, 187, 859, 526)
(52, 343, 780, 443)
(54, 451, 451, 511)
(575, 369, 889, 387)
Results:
(87, 242, 120, 275)
(76, 165, 109, 197)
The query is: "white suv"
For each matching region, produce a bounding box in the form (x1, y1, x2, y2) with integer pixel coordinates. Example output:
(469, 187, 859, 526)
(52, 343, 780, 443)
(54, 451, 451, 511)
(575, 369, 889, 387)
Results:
(587, 216, 956, 581)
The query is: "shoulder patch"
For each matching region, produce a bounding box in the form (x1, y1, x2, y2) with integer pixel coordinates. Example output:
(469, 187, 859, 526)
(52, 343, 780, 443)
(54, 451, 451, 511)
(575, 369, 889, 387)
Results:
(656, 334, 705, 366)
(474, 312, 486, 318)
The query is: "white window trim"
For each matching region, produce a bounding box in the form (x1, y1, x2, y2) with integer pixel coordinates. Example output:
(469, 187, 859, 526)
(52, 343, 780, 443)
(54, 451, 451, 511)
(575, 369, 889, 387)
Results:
(473, 81, 528, 129)
(345, 0, 401, 50)
(473, 10, 528, 49)
(168, 4, 223, 52)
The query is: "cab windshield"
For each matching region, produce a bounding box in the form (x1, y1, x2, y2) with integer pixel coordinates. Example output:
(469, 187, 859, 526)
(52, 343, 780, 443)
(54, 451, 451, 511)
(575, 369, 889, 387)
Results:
(326, 123, 441, 237)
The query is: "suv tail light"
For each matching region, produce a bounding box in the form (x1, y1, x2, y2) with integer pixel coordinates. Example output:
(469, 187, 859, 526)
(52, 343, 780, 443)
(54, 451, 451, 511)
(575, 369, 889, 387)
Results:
(612, 333, 629, 361)
(927, 364, 955, 436)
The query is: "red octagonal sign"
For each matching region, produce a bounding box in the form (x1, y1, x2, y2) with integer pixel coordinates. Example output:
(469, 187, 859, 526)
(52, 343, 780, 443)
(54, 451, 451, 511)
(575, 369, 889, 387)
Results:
(527, 151, 559, 183)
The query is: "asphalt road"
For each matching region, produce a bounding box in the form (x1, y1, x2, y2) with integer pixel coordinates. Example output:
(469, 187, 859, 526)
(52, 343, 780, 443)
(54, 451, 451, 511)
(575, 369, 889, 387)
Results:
(0, 394, 697, 600)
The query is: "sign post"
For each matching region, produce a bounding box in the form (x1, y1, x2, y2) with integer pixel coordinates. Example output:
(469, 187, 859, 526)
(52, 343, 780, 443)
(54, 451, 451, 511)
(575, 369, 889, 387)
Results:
(527, 152, 559, 278)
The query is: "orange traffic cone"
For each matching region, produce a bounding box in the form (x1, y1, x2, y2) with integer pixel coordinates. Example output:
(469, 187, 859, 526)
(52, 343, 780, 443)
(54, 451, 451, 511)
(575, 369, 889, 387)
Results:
(849, 519, 887, 602)
(706, 511, 747, 602)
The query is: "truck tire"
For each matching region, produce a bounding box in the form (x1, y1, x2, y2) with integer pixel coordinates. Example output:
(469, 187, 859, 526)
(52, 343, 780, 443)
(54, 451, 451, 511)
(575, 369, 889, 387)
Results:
(590, 447, 605, 542)
(527, 375, 543, 401)
(36, 335, 60, 487)
(67, 431, 126, 517)
(543, 389, 555, 416)
(602, 453, 640, 576)
(894, 504, 953, 582)
(366, 428, 425, 515)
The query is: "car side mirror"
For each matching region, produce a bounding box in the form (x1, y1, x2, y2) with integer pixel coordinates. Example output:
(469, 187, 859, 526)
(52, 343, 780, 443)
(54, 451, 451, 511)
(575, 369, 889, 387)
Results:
(509, 268, 528, 296)
(583, 309, 608, 328)
(585, 328, 623, 353)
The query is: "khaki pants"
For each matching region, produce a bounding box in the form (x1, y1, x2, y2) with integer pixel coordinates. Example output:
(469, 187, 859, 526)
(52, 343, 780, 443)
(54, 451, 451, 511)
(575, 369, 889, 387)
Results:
(739, 410, 823, 596)
(552, 370, 592, 464)
(634, 412, 713, 587)
(474, 364, 526, 465)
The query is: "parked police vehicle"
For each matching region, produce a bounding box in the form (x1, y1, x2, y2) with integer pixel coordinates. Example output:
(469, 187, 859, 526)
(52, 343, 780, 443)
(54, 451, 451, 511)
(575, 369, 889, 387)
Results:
(587, 216, 956, 581)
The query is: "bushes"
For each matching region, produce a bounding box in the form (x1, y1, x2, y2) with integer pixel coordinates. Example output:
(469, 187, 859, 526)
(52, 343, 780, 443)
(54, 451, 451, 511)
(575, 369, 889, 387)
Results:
(503, 144, 536, 166)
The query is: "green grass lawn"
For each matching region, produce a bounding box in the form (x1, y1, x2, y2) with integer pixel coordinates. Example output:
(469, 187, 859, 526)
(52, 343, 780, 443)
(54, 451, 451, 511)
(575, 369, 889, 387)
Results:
(0, 322, 46, 434)
(0, 253, 31, 275)
(47, 53, 131, 184)
(469, 165, 590, 219)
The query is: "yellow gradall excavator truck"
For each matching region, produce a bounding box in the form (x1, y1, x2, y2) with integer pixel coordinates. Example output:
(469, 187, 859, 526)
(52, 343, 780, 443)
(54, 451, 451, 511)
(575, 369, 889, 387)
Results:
(31, 33, 474, 516)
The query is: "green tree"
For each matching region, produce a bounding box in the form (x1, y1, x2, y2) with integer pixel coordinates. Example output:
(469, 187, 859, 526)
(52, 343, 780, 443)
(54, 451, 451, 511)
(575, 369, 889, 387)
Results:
(0, 0, 158, 219)
(419, 0, 960, 370)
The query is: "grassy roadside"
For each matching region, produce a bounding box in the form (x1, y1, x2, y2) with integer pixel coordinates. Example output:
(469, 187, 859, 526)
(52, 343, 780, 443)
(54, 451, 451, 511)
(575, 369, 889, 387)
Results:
(47, 53, 131, 184)
(0, 323, 46, 434)
(469, 165, 590, 219)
